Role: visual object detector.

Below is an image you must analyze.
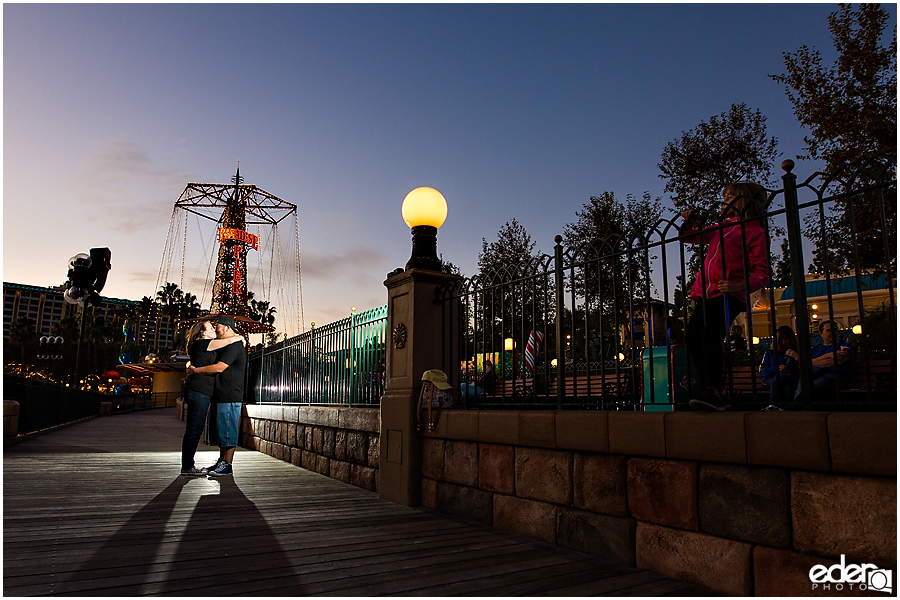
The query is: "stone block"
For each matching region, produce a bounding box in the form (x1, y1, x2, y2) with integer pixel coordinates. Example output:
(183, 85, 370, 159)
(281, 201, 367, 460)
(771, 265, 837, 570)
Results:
(636, 522, 752, 596)
(312, 426, 324, 454)
(339, 407, 380, 433)
(347, 431, 369, 465)
(664, 412, 747, 464)
(315, 455, 330, 475)
(307, 405, 339, 428)
(276, 422, 287, 445)
(305, 425, 313, 450)
(745, 412, 831, 472)
(287, 423, 297, 448)
(479, 411, 518, 445)
(422, 438, 445, 481)
(259, 440, 269, 455)
(436, 481, 493, 525)
(330, 460, 351, 483)
(290, 447, 302, 467)
(608, 412, 666, 457)
(296, 424, 305, 449)
(518, 411, 556, 448)
(323, 428, 336, 458)
(479, 443, 515, 494)
(283, 405, 299, 424)
(351, 464, 377, 492)
(445, 410, 480, 441)
(627, 457, 698, 530)
(828, 413, 896, 477)
(421, 478, 438, 509)
(573, 453, 628, 516)
(556, 411, 609, 453)
(557, 507, 636, 566)
(334, 429, 347, 461)
(301, 450, 316, 471)
(515, 447, 572, 505)
(444, 440, 479, 487)
(368, 435, 380, 468)
(272, 443, 285, 461)
(493, 494, 557, 545)
(792, 471, 896, 565)
(699, 463, 791, 547)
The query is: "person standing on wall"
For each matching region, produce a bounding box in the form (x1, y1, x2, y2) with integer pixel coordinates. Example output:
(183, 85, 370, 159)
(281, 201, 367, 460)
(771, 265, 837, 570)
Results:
(680, 181, 770, 411)
(181, 320, 245, 476)
(186, 316, 247, 476)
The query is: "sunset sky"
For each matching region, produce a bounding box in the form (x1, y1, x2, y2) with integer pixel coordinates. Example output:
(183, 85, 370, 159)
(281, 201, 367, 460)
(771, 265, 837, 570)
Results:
(5, 3, 893, 335)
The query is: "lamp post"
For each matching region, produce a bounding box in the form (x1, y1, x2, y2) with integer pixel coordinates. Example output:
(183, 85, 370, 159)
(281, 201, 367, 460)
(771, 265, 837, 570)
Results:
(402, 187, 447, 271)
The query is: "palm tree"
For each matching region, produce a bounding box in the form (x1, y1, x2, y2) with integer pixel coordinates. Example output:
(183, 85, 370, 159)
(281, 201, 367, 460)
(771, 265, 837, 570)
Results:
(7, 317, 36, 372)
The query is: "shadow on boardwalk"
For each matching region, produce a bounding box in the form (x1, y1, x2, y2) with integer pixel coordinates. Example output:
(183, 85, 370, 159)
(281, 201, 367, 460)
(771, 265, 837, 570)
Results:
(4, 409, 718, 596)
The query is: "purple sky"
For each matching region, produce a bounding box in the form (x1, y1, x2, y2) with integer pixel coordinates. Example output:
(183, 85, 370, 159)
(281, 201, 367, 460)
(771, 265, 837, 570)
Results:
(5, 3, 893, 335)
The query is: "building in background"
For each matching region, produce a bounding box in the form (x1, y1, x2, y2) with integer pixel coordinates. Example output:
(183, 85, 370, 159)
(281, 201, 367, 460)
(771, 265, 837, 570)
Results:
(3, 282, 179, 355)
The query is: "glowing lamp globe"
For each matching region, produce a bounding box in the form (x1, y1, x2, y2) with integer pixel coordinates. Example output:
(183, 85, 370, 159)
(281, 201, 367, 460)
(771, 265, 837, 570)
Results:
(402, 186, 448, 271)
(402, 187, 447, 229)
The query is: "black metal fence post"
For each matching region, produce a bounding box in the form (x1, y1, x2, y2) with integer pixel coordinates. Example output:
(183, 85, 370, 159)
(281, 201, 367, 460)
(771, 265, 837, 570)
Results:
(782, 160, 813, 410)
(553, 235, 565, 410)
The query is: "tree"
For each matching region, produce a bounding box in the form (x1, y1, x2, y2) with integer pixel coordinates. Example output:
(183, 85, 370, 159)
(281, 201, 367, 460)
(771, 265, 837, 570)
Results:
(155, 282, 201, 320)
(475, 220, 545, 369)
(772, 3, 897, 275)
(658, 103, 780, 212)
(563, 192, 663, 355)
(248, 297, 277, 329)
(659, 103, 780, 283)
(7, 317, 36, 372)
(772, 4, 896, 168)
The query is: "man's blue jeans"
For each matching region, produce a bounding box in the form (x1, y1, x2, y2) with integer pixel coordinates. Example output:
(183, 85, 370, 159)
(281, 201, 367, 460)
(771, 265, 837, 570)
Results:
(182, 389, 211, 470)
(793, 372, 838, 405)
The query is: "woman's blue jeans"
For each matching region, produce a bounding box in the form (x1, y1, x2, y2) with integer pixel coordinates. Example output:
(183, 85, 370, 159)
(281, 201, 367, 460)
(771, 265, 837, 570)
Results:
(460, 383, 484, 398)
(182, 389, 211, 470)
(763, 375, 799, 409)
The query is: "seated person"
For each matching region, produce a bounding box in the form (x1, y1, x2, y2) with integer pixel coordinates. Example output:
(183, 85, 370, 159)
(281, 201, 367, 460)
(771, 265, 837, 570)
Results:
(793, 319, 853, 403)
(759, 325, 800, 410)
(729, 324, 747, 352)
(460, 360, 495, 397)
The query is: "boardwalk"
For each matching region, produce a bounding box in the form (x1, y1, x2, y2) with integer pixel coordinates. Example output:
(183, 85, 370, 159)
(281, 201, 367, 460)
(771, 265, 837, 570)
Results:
(4, 409, 718, 596)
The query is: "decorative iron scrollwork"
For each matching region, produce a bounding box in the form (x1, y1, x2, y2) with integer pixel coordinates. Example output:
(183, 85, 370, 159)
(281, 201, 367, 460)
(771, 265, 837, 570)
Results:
(392, 323, 407, 349)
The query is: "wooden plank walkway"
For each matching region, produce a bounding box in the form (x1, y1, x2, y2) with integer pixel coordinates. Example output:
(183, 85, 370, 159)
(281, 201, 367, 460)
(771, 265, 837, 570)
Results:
(4, 409, 719, 596)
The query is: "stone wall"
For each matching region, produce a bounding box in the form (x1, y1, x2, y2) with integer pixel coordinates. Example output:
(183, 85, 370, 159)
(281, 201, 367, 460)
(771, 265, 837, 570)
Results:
(420, 410, 896, 597)
(241, 404, 380, 493)
(4, 400, 19, 447)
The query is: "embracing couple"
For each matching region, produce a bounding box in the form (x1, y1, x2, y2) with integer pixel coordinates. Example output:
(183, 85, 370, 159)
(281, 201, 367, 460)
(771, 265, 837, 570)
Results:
(180, 316, 247, 477)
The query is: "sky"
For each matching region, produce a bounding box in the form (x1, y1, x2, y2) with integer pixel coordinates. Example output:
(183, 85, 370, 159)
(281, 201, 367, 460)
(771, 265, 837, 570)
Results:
(4, 3, 896, 336)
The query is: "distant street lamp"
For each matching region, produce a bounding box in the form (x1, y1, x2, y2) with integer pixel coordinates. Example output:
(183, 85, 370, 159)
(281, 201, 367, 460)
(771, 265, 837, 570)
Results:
(402, 187, 447, 271)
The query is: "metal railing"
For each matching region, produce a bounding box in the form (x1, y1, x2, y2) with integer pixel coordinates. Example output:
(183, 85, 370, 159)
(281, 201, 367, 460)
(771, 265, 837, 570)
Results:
(250, 305, 387, 406)
(4, 376, 168, 434)
(437, 157, 896, 411)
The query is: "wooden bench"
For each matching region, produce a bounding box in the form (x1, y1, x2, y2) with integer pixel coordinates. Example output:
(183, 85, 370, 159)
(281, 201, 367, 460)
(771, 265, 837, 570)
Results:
(492, 372, 632, 402)
(726, 358, 896, 404)
(549, 372, 631, 400)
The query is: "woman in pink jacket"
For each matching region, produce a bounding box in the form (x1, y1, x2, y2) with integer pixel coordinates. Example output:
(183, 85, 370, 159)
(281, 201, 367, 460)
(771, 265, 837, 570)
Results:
(680, 181, 770, 411)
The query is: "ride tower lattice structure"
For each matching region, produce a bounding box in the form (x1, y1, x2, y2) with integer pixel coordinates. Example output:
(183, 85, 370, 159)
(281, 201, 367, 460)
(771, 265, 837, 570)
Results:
(160, 164, 303, 337)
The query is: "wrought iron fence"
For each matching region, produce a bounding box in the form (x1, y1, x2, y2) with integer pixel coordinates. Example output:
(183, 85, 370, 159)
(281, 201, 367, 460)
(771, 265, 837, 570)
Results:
(249, 305, 387, 406)
(437, 157, 896, 411)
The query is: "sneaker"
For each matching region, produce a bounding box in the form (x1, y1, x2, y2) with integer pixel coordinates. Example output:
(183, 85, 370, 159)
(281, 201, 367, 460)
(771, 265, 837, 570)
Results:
(201, 458, 223, 474)
(207, 460, 232, 477)
(689, 388, 730, 412)
(762, 405, 784, 412)
(180, 467, 206, 476)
